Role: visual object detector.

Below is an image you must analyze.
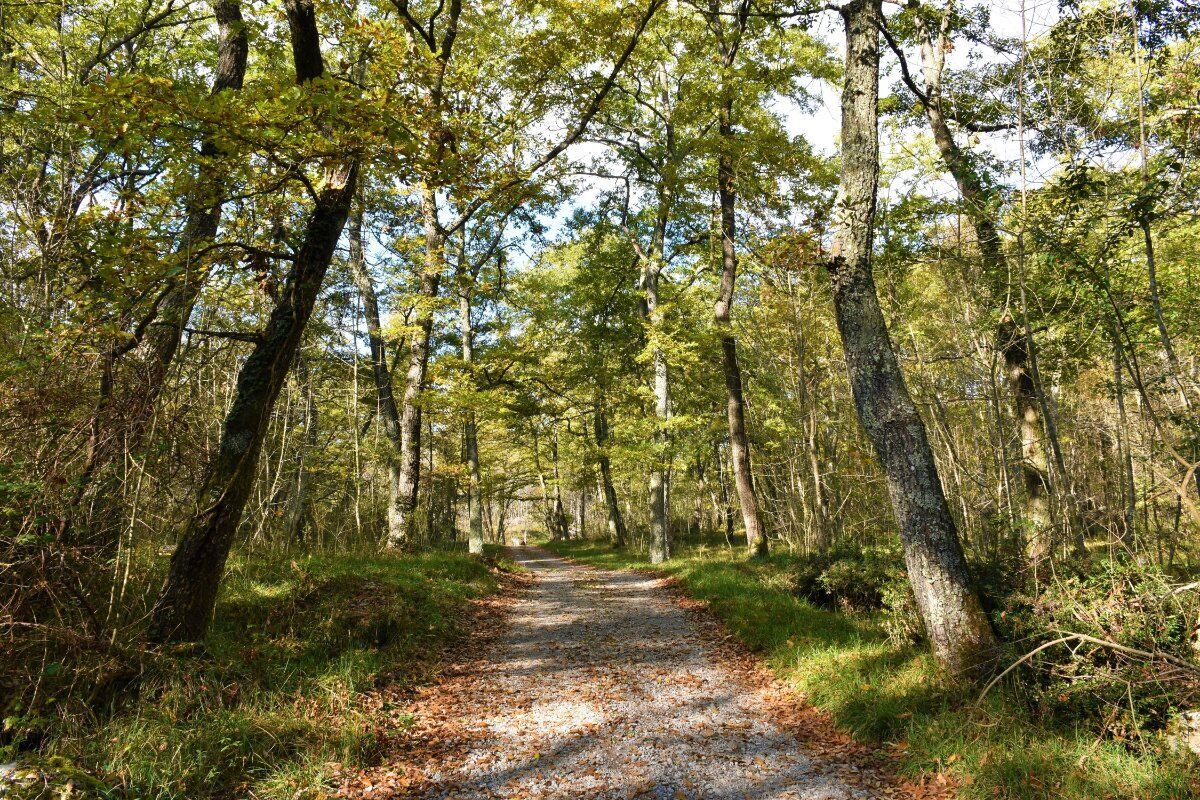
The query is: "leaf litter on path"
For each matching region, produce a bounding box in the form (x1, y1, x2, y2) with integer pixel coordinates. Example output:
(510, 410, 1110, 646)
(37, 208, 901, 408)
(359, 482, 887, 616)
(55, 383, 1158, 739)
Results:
(338, 548, 947, 800)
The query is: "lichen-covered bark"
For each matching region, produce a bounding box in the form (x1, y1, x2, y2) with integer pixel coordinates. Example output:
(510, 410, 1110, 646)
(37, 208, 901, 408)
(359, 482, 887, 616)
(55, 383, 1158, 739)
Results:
(825, 0, 997, 675)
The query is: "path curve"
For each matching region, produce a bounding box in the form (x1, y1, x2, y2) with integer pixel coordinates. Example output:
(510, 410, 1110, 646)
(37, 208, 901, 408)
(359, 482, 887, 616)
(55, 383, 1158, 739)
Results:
(347, 547, 904, 799)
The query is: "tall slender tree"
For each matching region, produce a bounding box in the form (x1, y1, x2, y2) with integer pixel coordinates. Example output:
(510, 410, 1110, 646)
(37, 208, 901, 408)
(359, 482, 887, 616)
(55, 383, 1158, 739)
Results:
(825, 0, 998, 675)
(702, 0, 767, 558)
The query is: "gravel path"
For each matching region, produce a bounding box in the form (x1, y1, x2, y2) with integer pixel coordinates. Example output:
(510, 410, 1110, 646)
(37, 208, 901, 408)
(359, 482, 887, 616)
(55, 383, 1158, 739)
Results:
(357, 547, 901, 799)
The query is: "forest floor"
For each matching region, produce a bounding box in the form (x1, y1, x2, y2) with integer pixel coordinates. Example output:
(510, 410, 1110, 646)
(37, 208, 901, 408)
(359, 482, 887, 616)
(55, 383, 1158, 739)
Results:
(338, 547, 929, 800)
(3, 549, 514, 799)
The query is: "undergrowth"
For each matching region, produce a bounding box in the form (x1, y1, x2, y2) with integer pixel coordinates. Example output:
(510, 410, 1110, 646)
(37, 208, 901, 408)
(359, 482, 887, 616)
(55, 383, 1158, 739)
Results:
(2, 547, 511, 799)
(545, 537, 1200, 800)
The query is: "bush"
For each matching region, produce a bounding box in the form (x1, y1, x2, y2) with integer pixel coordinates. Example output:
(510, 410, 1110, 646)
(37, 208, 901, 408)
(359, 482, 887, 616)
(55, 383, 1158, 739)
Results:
(1000, 559, 1200, 742)
(788, 545, 910, 612)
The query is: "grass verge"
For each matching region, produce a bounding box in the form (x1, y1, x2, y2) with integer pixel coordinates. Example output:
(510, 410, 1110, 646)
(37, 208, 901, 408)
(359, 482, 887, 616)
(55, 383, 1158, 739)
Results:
(544, 538, 1198, 800)
(6, 547, 512, 799)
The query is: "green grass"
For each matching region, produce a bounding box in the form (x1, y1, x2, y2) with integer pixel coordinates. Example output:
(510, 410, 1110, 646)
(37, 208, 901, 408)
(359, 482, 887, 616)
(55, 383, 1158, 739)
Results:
(544, 538, 1199, 800)
(16, 547, 512, 799)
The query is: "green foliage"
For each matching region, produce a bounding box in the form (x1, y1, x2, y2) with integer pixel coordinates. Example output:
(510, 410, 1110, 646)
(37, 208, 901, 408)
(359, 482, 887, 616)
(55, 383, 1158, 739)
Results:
(785, 544, 906, 613)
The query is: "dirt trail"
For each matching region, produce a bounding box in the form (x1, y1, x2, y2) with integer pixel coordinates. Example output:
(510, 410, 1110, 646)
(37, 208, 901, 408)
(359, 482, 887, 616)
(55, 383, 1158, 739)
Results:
(344, 547, 912, 799)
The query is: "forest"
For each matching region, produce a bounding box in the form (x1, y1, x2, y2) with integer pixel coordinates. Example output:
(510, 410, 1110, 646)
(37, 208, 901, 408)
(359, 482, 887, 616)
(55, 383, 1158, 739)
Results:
(1, 0, 1198, 797)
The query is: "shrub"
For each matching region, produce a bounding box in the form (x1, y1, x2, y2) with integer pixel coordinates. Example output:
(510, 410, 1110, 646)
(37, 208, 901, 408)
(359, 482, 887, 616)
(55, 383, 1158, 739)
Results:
(1000, 558, 1200, 742)
(788, 545, 909, 613)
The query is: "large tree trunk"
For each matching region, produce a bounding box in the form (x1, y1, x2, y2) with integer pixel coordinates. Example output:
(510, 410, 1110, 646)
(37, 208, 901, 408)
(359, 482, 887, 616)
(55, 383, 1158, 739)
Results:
(389, 184, 443, 547)
(594, 401, 627, 547)
(825, 0, 997, 676)
(148, 0, 357, 643)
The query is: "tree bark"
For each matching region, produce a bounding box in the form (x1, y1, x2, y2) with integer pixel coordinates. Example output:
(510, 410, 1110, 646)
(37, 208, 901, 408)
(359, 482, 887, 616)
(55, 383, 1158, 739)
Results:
(642, 123, 674, 565)
(283, 356, 318, 545)
(715, 439, 735, 548)
(148, 0, 357, 643)
(825, 0, 997, 676)
(574, 486, 588, 539)
(460, 288, 484, 555)
(706, 0, 765, 558)
(550, 428, 569, 539)
(1112, 328, 1135, 549)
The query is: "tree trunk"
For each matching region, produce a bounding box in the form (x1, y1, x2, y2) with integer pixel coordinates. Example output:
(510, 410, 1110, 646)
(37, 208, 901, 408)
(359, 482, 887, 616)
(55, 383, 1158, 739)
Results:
(283, 356, 318, 545)
(595, 402, 628, 547)
(643, 183, 672, 563)
(709, 0, 765, 559)
(460, 289, 484, 555)
(147, 0, 356, 643)
(715, 439, 735, 549)
(1112, 328, 1135, 550)
(575, 486, 587, 539)
(390, 183, 443, 547)
(690, 457, 706, 537)
(998, 319, 1051, 563)
(825, 0, 997, 676)
(647, 335, 670, 563)
(347, 205, 408, 547)
(551, 429, 569, 540)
